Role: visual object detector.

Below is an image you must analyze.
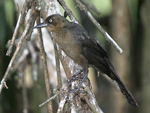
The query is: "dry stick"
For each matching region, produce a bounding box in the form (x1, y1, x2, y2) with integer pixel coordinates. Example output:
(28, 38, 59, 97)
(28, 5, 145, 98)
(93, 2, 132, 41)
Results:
(36, 11, 53, 113)
(39, 88, 63, 107)
(53, 42, 62, 102)
(69, 89, 77, 113)
(73, 0, 123, 54)
(0, 9, 36, 94)
(57, 0, 78, 23)
(6, 0, 32, 56)
(57, 95, 68, 113)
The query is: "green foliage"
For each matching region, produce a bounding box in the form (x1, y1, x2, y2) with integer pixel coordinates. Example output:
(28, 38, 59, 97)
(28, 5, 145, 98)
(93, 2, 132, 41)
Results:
(4, 0, 15, 29)
(89, 0, 112, 17)
(0, 2, 6, 48)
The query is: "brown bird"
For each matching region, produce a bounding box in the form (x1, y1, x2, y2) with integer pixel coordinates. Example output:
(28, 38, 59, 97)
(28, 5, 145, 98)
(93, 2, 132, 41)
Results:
(34, 14, 139, 108)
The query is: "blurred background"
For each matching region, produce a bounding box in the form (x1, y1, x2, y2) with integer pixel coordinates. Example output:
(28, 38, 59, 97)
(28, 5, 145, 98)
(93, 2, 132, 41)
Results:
(0, 0, 150, 113)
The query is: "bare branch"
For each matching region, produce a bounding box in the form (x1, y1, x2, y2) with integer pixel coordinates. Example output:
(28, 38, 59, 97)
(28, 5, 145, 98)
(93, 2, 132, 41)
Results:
(57, 94, 68, 113)
(36, 11, 53, 113)
(53, 42, 62, 102)
(0, 7, 36, 94)
(73, 0, 123, 54)
(57, 0, 78, 23)
(6, 0, 33, 56)
(39, 88, 63, 107)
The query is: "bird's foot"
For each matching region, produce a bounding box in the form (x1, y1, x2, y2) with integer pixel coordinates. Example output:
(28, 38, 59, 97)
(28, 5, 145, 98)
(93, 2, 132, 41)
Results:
(67, 74, 87, 95)
(69, 87, 85, 94)
(67, 69, 83, 84)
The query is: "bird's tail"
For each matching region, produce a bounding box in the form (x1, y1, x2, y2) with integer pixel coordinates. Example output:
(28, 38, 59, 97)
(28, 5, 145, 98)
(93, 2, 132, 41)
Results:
(110, 72, 139, 108)
(105, 58, 139, 108)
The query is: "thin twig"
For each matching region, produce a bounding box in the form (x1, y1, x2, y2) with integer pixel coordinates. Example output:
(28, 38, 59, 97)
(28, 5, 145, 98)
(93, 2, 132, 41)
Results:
(73, 0, 123, 54)
(57, 0, 78, 23)
(53, 42, 62, 102)
(57, 95, 68, 113)
(36, 11, 53, 113)
(69, 87, 77, 113)
(0, 8, 36, 94)
(39, 88, 63, 107)
(6, 0, 33, 56)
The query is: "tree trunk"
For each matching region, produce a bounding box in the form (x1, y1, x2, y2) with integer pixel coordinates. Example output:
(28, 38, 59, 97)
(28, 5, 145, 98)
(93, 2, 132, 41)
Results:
(140, 0, 150, 112)
(110, 0, 133, 112)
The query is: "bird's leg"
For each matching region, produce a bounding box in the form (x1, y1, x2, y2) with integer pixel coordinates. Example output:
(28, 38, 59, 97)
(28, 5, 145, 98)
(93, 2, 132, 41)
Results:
(69, 73, 88, 93)
(68, 67, 88, 93)
(67, 69, 83, 89)
(67, 69, 83, 83)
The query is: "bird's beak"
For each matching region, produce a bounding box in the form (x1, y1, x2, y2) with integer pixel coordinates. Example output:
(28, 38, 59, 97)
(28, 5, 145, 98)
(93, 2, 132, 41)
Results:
(34, 22, 48, 28)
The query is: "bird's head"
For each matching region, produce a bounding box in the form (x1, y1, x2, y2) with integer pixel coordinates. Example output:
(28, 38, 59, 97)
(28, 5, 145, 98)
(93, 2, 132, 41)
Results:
(34, 14, 69, 32)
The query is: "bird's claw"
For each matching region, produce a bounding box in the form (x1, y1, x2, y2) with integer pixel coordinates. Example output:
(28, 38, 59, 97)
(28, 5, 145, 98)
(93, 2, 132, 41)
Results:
(68, 88, 85, 94)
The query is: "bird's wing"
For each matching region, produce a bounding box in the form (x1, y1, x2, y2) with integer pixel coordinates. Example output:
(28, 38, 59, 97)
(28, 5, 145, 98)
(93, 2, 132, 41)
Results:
(68, 23, 109, 74)
(68, 22, 108, 57)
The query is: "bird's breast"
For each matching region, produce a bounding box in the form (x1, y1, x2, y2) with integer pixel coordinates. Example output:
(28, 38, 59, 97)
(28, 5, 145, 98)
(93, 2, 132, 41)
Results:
(52, 29, 87, 67)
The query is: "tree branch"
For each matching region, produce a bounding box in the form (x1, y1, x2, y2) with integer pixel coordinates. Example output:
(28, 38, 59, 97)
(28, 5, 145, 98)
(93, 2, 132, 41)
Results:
(39, 88, 63, 107)
(73, 0, 123, 54)
(0, 7, 36, 94)
(36, 11, 53, 113)
(6, 0, 33, 56)
(53, 42, 62, 102)
(57, 0, 78, 23)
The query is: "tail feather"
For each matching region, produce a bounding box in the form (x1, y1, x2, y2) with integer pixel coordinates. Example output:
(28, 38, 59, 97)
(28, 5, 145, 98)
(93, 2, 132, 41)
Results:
(81, 45, 139, 107)
(114, 75, 139, 108)
(106, 57, 139, 108)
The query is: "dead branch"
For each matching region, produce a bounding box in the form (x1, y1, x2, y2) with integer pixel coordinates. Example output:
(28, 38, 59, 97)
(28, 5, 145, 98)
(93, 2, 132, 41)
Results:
(6, 0, 34, 56)
(0, 6, 36, 94)
(39, 88, 63, 107)
(57, 0, 78, 23)
(36, 11, 53, 113)
(54, 42, 62, 102)
(73, 0, 123, 54)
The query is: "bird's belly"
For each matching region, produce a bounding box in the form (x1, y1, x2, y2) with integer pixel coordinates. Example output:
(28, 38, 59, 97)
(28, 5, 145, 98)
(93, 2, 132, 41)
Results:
(60, 43, 86, 67)
(61, 44, 80, 60)
(53, 31, 87, 67)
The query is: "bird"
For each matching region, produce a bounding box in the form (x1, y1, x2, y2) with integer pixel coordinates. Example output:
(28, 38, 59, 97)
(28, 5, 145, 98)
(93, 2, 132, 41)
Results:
(34, 14, 139, 108)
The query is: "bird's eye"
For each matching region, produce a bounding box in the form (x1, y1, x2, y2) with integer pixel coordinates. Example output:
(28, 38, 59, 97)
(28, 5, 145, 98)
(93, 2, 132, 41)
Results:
(49, 19, 53, 23)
